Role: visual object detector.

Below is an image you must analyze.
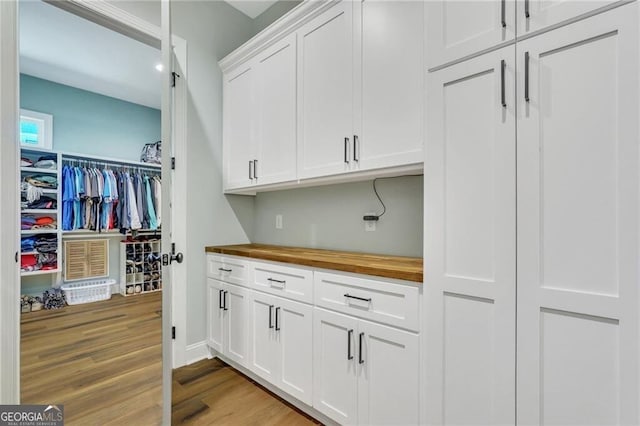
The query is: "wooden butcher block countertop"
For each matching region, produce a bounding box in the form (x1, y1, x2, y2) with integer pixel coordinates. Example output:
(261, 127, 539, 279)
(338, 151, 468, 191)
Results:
(205, 244, 423, 283)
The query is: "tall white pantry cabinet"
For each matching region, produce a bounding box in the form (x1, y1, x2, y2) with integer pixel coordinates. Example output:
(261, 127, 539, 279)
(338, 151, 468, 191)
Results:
(425, 1, 640, 425)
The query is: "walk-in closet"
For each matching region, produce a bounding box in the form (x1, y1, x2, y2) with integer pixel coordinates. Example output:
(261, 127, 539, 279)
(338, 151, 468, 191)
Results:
(18, 1, 163, 422)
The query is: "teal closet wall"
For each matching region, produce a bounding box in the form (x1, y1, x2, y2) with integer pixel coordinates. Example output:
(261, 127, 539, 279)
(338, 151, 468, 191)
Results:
(20, 74, 160, 162)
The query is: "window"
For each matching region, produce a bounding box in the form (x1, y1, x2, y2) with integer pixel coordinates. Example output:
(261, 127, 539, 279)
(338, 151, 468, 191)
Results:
(20, 109, 53, 150)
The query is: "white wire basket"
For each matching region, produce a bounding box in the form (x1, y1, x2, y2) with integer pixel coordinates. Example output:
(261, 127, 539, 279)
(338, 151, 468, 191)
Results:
(60, 279, 115, 305)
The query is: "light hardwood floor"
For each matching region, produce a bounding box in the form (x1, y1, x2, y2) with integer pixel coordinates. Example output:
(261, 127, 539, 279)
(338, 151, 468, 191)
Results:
(21, 291, 318, 425)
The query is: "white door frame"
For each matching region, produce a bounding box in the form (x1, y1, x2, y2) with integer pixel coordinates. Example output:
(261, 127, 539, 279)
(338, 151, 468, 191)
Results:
(0, 0, 190, 416)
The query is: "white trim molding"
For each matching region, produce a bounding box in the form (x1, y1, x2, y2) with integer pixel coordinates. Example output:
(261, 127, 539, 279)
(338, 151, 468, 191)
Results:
(0, 0, 21, 404)
(185, 341, 212, 366)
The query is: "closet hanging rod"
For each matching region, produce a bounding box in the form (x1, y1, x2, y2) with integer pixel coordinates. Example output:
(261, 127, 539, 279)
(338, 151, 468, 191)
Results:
(62, 158, 161, 174)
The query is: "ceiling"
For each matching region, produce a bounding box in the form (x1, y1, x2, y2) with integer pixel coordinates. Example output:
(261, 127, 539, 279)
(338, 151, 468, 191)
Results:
(19, 0, 162, 109)
(225, 0, 278, 19)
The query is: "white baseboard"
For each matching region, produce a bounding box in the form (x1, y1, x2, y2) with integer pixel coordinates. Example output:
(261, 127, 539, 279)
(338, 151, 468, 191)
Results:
(185, 341, 212, 365)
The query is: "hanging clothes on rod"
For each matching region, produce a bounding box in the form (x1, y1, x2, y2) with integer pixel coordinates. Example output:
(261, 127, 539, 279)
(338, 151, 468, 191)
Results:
(61, 157, 161, 233)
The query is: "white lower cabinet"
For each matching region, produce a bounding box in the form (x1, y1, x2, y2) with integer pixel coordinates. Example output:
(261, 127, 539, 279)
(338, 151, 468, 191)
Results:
(313, 307, 420, 425)
(249, 291, 313, 405)
(206, 278, 250, 367)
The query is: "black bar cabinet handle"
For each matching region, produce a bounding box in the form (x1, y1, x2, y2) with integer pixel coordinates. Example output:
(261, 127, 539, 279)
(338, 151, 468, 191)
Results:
(218, 267, 232, 272)
(525, 51, 530, 102)
(254, 159, 258, 179)
(344, 137, 349, 163)
(353, 135, 359, 162)
(501, 59, 506, 108)
(219, 289, 224, 309)
(501, 0, 506, 28)
(223, 291, 228, 311)
(275, 307, 281, 331)
(525, 0, 530, 18)
(359, 332, 364, 364)
(268, 278, 286, 284)
(249, 160, 253, 180)
(344, 293, 372, 303)
(269, 305, 274, 329)
(347, 329, 354, 360)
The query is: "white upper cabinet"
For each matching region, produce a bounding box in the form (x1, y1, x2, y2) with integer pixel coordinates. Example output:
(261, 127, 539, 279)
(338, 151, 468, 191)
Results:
(516, 0, 619, 37)
(297, 1, 355, 179)
(426, 0, 516, 68)
(255, 34, 297, 186)
(223, 65, 254, 190)
(425, 46, 516, 425)
(221, 0, 424, 192)
(358, 1, 424, 171)
(516, 6, 639, 425)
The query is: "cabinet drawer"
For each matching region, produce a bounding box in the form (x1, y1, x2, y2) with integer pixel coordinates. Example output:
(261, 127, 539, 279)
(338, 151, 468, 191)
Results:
(207, 255, 248, 286)
(314, 271, 420, 331)
(252, 262, 313, 304)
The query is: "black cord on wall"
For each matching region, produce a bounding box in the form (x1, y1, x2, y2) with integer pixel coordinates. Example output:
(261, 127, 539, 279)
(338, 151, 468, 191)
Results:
(364, 174, 423, 221)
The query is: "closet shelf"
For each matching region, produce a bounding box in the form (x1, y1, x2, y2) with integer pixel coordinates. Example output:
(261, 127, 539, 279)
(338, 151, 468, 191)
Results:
(21, 188, 57, 194)
(20, 167, 58, 174)
(21, 268, 59, 277)
(21, 229, 58, 235)
(21, 209, 58, 214)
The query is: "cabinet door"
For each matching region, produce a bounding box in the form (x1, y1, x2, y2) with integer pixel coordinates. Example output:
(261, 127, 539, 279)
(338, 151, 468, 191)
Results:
(313, 307, 359, 424)
(206, 279, 224, 353)
(223, 65, 255, 190)
(424, 46, 516, 425)
(298, 1, 355, 179)
(426, 0, 516, 68)
(358, 1, 424, 170)
(357, 320, 420, 426)
(516, 7, 639, 425)
(517, 0, 618, 37)
(247, 291, 279, 384)
(255, 34, 297, 186)
(276, 297, 313, 405)
(223, 283, 250, 367)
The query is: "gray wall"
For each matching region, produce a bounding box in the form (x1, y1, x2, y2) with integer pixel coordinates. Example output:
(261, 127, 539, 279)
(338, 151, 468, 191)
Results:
(252, 176, 424, 257)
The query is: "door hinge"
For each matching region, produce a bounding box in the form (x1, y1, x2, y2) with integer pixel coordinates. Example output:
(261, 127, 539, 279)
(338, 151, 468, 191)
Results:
(171, 72, 180, 88)
(171, 157, 175, 170)
(172, 326, 176, 340)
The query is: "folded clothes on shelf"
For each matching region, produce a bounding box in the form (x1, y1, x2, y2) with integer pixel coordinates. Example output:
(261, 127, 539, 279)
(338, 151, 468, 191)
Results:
(33, 159, 57, 170)
(21, 235, 57, 253)
(24, 175, 57, 189)
(20, 252, 57, 273)
(23, 196, 57, 210)
(21, 157, 33, 167)
(21, 215, 56, 230)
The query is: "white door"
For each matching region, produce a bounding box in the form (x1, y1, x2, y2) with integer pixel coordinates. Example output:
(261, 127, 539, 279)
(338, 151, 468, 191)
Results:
(426, 0, 516, 68)
(357, 320, 420, 426)
(516, 0, 618, 37)
(255, 33, 297, 186)
(313, 307, 359, 424)
(206, 278, 225, 353)
(248, 291, 279, 384)
(277, 297, 313, 405)
(223, 64, 255, 190)
(298, 1, 355, 179)
(424, 46, 516, 425)
(223, 283, 250, 367)
(0, 0, 20, 403)
(358, 1, 423, 171)
(516, 6, 639, 425)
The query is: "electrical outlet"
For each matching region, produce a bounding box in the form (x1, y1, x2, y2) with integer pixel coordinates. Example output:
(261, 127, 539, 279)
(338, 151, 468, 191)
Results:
(275, 214, 283, 229)
(364, 212, 376, 232)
